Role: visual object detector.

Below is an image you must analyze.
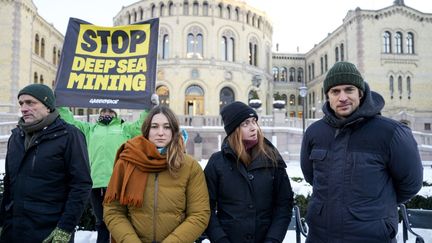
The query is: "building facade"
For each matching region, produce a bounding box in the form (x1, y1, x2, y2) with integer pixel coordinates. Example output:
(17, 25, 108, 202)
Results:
(113, 0, 274, 115)
(273, 0, 432, 133)
(1, 0, 431, 132)
(0, 0, 63, 114)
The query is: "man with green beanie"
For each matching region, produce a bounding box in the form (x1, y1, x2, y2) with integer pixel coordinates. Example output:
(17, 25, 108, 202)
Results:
(0, 84, 92, 243)
(301, 61, 423, 243)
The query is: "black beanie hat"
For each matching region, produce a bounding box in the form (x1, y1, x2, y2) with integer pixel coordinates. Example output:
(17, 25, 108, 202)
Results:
(220, 101, 258, 136)
(323, 61, 365, 94)
(18, 84, 56, 111)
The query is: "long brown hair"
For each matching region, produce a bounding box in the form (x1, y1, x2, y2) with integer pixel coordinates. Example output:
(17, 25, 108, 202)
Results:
(227, 123, 278, 167)
(141, 105, 185, 175)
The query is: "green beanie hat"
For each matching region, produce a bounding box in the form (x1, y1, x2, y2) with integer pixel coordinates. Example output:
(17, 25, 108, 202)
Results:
(323, 61, 365, 94)
(18, 84, 56, 111)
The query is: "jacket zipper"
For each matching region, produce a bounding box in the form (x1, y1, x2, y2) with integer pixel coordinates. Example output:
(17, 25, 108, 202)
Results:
(152, 173, 159, 243)
(31, 146, 38, 172)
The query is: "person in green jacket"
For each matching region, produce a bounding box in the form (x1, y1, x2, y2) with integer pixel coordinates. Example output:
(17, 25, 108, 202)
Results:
(58, 103, 152, 243)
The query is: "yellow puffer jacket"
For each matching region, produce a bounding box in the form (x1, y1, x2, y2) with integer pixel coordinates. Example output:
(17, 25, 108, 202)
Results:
(104, 154, 210, 243)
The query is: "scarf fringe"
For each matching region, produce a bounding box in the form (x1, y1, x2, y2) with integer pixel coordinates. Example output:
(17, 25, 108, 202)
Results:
(104, 193, 143, 207)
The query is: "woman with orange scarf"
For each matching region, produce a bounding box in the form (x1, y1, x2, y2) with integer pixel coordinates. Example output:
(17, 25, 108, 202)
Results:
(103, 106, 210, 243)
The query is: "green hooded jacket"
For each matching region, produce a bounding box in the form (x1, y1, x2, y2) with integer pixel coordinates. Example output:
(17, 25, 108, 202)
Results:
(58, 107, 148, 188)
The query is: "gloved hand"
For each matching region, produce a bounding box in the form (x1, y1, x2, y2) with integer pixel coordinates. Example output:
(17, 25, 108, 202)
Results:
(42, 227, 72, 243)
(151, 93, 160, 106)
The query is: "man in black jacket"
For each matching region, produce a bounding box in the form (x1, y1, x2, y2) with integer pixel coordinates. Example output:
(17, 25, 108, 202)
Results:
(0, 84, 92, 242)
(301, 62, 423, 243)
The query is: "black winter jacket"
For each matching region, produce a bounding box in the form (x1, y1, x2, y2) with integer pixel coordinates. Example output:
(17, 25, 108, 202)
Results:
(204, 138, 294, 243)
(0, 117, 92, 242)
(300, 83, 423, 243)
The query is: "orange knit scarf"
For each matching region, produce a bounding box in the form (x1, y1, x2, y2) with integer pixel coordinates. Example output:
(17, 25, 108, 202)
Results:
(104, 136, 167, 207)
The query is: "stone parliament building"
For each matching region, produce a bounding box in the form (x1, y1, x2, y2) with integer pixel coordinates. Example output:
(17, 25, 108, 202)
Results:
(1, 0, 431, 160)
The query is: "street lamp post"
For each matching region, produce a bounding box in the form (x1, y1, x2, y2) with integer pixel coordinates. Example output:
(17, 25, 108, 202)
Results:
(299, 86, 308, 135)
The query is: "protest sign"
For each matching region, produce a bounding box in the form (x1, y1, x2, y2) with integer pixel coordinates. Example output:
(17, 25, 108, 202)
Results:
(55, 18, 159, 109)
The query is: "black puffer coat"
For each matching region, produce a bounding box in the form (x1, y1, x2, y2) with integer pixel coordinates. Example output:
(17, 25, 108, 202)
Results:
(0, 117, 92, 242)
(300, 83, 423, 243)
(204, 138, 294, 243)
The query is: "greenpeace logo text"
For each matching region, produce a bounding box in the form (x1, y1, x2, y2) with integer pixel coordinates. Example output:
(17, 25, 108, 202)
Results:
(89, 99, 119, 104)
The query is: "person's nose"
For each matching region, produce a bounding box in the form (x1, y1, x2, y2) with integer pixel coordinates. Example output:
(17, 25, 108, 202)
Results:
(339, 91, 348, 101)
(20, 104, 29, 113)
(157, 127, 165, 135)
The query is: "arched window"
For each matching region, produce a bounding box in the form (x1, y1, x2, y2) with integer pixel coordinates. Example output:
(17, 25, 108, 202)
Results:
(160, 34, 169, 59)
(407, 32, 414, 54)
(57, 50, 61, 65)
(35, 34, 40, 55)
(221, 30, 235, 61)
(40, 75, 44, 84)
(185, 85, 204, 115)
(160, 3, 165, 17)
(248, 37, 258, 66)
(219, 87, 235, 111)
(252, 14, 256, 27)
(398, 76, 403, 99)
(193, 1, 199, 15)
(257, 17, 262, 29)
(289, 67, 295, 82)
(335, 47, 339, 62)
(289, 94, 296, 106)
(280, 67, 287, 82)
(324, 54, 328, 72)
(407, 76, 411, 99)
(272, 67, 279, 81)
(139, 8, 144, 20)
(133, 10, 137, 22)
(34, 72, 38, 83)
(340, 43, 344, 61)
(151, 4, 156, 18)
(41, 38, 45, 58)
(127, 12, 131, 24)
(297, 68, 303, 82)
(218, 3, 223, 18)
(383, 31, 391, 53)
(395, 31, 403, 54)
(389, 75, 394, 99)
(202, 2, 208, 16)
(168, 2, 174, 16)
(183, 1, 189, 15)
(226, 5, 231, 19)
(53, 47, 57, 64)
(186, 27, 204, 59)
(156, 85, 170, 105)
(246, 12, 250, 24)
(235, 7, 239, 21)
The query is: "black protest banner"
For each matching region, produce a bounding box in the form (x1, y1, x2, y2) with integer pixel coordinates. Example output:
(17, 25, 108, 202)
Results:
(54, 18, 159, 109)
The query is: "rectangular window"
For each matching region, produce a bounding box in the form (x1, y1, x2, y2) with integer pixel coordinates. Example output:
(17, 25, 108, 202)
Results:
(425, 123, 431, 131)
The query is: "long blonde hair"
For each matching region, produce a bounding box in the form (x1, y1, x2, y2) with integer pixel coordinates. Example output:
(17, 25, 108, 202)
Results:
(227, 123, 278, 167)
(141, 105, 185, 176)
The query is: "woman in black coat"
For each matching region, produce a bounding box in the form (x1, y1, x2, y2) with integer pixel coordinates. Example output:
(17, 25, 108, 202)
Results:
(204, 101, 294, 243)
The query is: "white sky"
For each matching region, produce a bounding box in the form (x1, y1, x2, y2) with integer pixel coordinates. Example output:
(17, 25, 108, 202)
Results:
(33, 0, 432, 53)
